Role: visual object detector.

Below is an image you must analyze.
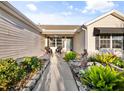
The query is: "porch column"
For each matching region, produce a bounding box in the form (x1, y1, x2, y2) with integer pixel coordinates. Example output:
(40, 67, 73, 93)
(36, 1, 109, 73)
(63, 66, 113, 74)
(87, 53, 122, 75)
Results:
(110, 35, 112, 49)
(45, 37, 48, 47)
(55, 37, 57, 47)
(64, 37, 67, 52)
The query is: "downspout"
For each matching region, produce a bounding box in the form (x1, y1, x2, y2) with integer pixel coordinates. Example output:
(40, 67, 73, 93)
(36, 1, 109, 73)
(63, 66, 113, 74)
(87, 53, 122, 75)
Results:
(81, 25, 87, 50)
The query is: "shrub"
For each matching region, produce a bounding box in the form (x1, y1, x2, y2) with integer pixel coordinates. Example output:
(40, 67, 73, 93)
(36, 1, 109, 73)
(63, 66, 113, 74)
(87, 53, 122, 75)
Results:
(64, 51, 76, 62)
(112, 57, 124, 68)
(0, 56, 43, 90)
(95, 53, 117, 64)
(87, 55, 97, 62)
(80, 65, 124, 91)
(0, 58, 20, 90)
(88, 53, 117, 64)
(22, 56, 42, 73)
(88, 53, 124, 68)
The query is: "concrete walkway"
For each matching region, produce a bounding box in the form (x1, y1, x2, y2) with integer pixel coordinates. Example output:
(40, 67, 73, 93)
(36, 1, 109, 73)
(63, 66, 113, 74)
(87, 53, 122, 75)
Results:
(33, 53, 78, 91)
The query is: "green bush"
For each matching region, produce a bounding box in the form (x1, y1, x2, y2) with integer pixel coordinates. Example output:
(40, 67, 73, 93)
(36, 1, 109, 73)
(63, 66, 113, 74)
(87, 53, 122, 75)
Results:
(64, 51, 76, 62)
(0, 58, 20, 90)
(80, 65, 124, 91)
(112, 57, 124, 68)
(0, 56, 43, 90)
(88, 53, 116, 64)
(22, 56, 42, 73)
(95, 53, 117, 64)
(88, 53, 124, 68)
(87, 55, 97, 62)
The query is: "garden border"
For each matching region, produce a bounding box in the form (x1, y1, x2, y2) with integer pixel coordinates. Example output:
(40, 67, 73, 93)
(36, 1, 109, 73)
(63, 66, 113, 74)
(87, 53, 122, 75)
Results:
(21, 58, 50, 91)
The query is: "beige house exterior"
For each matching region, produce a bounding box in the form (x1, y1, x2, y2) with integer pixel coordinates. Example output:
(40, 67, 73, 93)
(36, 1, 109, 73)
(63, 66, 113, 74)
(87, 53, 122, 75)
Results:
(77, 10, 124, 57)
(0, 1, 124, 58)
(38, 25, 80, 52)
(0, 2, 43, 58)
(38, 10, 124, 57)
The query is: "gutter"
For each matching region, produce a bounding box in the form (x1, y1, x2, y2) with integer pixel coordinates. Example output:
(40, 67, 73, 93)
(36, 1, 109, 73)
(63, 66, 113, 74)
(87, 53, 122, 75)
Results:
(75, 24, 87, 33)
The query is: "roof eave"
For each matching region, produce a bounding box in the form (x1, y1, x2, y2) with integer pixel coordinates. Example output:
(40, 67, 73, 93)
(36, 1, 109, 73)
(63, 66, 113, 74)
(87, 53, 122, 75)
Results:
(0, 1, 42, 33)
(85, 10, 124, 26)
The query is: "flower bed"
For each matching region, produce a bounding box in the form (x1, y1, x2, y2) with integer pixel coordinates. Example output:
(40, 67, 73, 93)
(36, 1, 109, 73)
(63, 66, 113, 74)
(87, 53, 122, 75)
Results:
(67, 52, 124, 91)
(80, 65, 124, 91)
(88, 53, 124, 68)
(0, 56, 49, 91)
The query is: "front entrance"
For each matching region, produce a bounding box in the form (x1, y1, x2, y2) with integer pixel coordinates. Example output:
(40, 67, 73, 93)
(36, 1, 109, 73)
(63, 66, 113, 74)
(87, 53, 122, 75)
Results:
(46, 37, 73, 52)
(49, 37, 62, 48)
(48, 37, 62, 52)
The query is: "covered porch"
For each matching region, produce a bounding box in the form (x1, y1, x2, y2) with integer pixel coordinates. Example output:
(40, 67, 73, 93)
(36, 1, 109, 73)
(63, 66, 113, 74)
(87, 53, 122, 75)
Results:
(44, 34, 74, 53)
(38, 25, 80, 53)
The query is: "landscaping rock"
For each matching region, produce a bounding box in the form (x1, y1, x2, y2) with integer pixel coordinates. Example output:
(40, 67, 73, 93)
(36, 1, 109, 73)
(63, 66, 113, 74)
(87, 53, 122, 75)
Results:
(25, 80, 36, 89)
(95, 62, 102, 66)
(76, 80, 82, 86)
(87, 62, 94, 66)
(110, 64, 124, 71)
(71, 62, 80, 66)
(31, 73, 41, 81)
(37, 70, 43, 74)
(73, 68, 80, 73)
(79, 85, 87, 91)
(77, 74, 81, 78)
(22, 88, 30, 91)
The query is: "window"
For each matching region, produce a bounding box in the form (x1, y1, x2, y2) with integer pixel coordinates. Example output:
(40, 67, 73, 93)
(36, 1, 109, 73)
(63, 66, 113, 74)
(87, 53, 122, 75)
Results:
(49, 37, 55, 47)
(48, 37, 62, 47)
(57, 37, 62, 47)
(112, 36, 123, 49)
(98, 35, 123, 49)
(100, 36, 110, 48)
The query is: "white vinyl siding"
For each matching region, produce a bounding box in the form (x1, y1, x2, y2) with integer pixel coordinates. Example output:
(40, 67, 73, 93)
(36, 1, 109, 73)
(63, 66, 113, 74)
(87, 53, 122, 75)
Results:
(0, 16, 42, 58)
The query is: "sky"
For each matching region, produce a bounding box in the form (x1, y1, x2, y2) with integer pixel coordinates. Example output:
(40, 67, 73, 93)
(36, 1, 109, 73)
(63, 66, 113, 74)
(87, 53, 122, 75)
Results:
(10, 1, 124, 25)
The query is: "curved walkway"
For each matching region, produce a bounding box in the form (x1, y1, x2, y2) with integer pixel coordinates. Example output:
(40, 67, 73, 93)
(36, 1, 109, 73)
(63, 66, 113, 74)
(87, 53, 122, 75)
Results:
(33, 53, 78, 91)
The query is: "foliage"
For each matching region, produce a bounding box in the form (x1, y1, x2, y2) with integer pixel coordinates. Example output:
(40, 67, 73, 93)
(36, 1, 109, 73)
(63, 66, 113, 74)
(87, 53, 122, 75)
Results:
(0, 58, 20, 90)
(88, 53, 124, 68)
(64, 51, 76, 62)
(112, 57, 124, 68)
(88, 53, 116, 64)
(95, 53, 117, 64)
(87, 55, 97, 62)
(22, 56, 42, 73)
(80, 65, 124, 91)
(0, 57, 43, 90)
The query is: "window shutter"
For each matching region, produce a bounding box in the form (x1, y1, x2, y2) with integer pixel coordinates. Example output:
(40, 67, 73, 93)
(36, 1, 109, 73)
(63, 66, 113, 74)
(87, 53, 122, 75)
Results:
(95, 36, 99, 50)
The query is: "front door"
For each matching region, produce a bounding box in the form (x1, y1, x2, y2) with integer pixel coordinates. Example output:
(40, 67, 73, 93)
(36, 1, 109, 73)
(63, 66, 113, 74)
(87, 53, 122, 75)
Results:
(48, 37, 62, 53)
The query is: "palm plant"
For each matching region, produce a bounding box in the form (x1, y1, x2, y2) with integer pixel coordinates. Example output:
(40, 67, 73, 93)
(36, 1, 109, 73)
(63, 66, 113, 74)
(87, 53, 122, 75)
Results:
(80, 65, 124, 91)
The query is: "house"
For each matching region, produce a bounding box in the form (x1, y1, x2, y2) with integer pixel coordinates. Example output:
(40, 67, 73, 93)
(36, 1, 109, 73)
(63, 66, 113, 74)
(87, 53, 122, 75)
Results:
(39, 10, 124, 57)
(0, 1, 124, 58)
(38, 10, 124, 57)
(76, 10, 124, 57)
(38, 25, 80, 52)
(0, 2, 43, 58)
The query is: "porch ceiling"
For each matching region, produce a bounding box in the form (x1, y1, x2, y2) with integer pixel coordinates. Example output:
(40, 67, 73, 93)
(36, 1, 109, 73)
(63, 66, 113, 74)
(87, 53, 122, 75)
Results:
(43, 34, 74, 37)
(42, 29, 76, 37)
